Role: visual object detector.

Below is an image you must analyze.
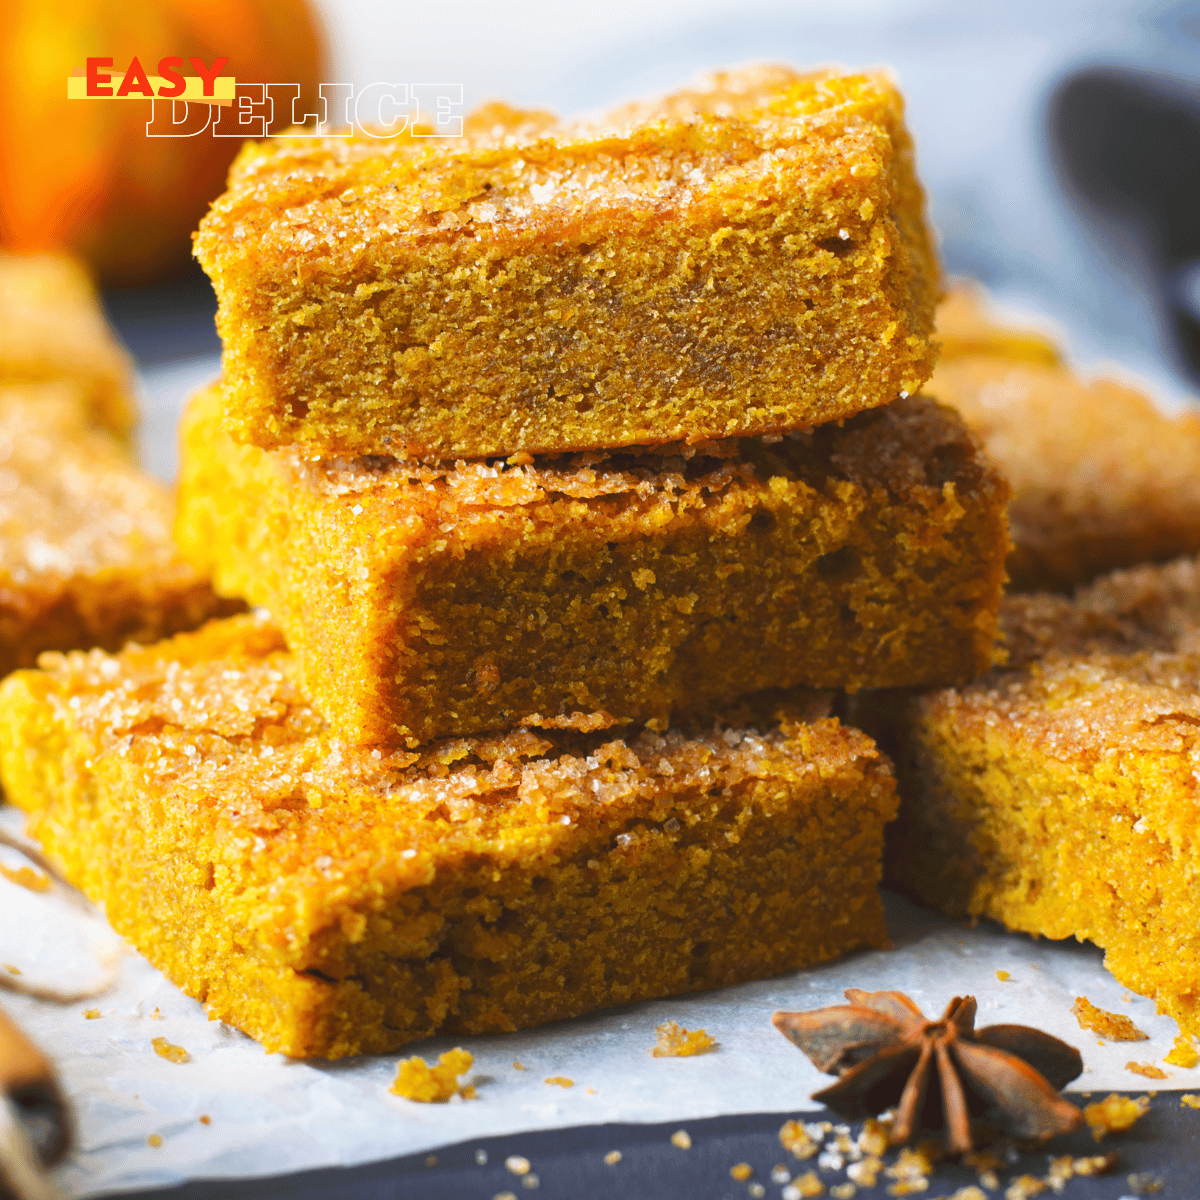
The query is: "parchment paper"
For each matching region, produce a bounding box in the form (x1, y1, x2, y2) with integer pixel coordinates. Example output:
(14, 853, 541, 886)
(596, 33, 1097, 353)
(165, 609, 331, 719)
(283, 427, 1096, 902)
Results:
(2, 807, 1193, 1199)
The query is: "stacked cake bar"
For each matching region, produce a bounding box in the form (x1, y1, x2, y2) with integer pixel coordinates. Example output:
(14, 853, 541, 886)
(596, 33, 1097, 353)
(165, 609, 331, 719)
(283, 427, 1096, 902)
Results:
(0, 69, 1011, 1057)
(0, 253, 235, 673)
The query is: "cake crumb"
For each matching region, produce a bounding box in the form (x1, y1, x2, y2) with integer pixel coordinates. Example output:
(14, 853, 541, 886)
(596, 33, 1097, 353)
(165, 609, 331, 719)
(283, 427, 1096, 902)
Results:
(830, 1184, 855, 1199)
(493, 1193, 518, 1200)
(670, 1129, 692, 1149)
(652, 1019, 716, 1057)
(1072, 996, 1148, 1041)
(1084, 1093, 1150, 1139)
(505, 1156, 531, 1176)
(995, 969, 1010, 981)
(1126, 1061, 1168, 1080)
(475, 1150, 488, 1165)
(0, 862, 50, 892)
(512, 1061, 526, 1071)
(83, 1008, 100, 1019)
(544, 1075, 573, 1088)
(1181, 1094, 1200, 1109)
(150, 1007, 161, 1020)
(749, 1185, 766, 1199)
(730, 1161, 753, 1180)
(1126, 1171, 1164, 1194)
(604, 1150, 622, 1165)
(779, 1118, 820, 1159)
(521, 1174, 539, 1190)
(199, 1115, 211, 1125)
(1000, 1177, 1044, 1199)
(151, 1037, 189, 1064)
(425, 1155, 438, 1167)
(390, 1048, 473, 1102)
(4, 964, 21, 975)
(784, 1170, 824, 1197)
(147, 1135, 163, 1148)
(1165, 1034, 1199, 1068)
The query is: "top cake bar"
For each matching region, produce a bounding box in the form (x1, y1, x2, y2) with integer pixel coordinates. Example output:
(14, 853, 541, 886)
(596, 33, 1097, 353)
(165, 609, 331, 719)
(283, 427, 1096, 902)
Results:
(195, 66, 939, 458)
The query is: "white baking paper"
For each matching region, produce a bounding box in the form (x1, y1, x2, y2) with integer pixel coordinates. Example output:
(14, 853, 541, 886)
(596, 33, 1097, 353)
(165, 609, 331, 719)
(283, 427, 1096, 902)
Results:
(1, 807, 1193, 1200)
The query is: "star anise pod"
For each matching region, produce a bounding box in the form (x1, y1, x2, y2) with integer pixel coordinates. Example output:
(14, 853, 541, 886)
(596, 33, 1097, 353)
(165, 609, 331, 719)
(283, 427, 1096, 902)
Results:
(773, 989, 1084, 1153)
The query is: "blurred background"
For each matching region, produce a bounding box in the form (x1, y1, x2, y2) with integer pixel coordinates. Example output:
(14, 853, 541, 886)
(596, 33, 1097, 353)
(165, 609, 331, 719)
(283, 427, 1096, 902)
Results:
(3, 0, 1199, 478)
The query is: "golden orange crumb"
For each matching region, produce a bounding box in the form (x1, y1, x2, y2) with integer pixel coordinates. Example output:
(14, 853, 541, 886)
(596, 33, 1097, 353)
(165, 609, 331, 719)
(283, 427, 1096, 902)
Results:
(652, 1019, 716, 1057)
(0, 861, 50, 892)
(150, 1007, 161, 1020)
(199, 1115, 211, 1125)
(505, 1155, 531, 1175)
(83, 1008, 100, 1019)
(493, 1193, 518, 1200)
(749, 1185, 766, 1200)
(847, 1157, 883, 1187)
(586, 1086, 595, 1094)
(1072, 996, 1148, 1041)
(390, 1048, 473, 1103)
(151, 1037, 188, 1064)
(147, 1135, 163, 1148)
(670, 1130, 692, 1150)
(512, 1061, 526, 1071)
(731, 1162, 753, 1181)
(1126, 1061, 1168, 1080)
(604, 1150, 622, 1165)
(995, 969, 1010, 981)
(790, 1170, 824, 1197)
(1084, 1093, 1150, 1139)
(829, 1185, 855, 1200)
(425, 1155, 438, 1167)
(1001, 1177, 1045, 1200)
(3, 964, 21, 975)
(1182, 1094, 1200, 1109)
(544, 1076, 573, 1088)
(1165, 1035, 1199, 1069)
(779, 1119, 820, 1160)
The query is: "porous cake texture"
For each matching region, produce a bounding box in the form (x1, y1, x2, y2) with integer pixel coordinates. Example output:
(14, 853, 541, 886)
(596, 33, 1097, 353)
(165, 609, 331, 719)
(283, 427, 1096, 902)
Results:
(195, 66, 939, 458)
(0, 614, 898, 1058)
(0, 251, 136, 439)
(932, 286, 1200, 592)
(0, 383, 232, 675)
(879, 557, 1200, 1038)
(176, 384, 1009, 745)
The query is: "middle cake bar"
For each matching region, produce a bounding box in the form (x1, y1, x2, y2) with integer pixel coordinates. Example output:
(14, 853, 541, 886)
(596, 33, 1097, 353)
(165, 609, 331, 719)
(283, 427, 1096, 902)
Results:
(177, 384, 1009, 745)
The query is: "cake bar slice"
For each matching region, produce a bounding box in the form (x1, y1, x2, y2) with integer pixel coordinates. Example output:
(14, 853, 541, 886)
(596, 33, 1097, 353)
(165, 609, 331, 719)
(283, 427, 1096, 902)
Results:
(879, 557, 1200, 1037)
(195, 66, 939, 458)
(177, 384, 1009, 745)
(0, 614, 898, 1058)
(931, 286, 1200, 591)
(0, 383, 233, 674)
(0, 251, 136, 440)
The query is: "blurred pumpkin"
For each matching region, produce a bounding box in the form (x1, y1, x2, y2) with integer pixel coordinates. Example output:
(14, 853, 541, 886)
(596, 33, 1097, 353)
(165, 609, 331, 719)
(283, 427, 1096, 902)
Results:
(0, 0, 326, 285)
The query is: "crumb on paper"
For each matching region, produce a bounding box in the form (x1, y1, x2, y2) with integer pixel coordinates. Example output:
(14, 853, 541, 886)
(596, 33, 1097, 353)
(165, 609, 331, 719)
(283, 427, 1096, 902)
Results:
(151, 1037, 188, 1064)
(670, 1129, 692, 1150)
(3, 964, 20, 975)
(586, 1085, 595, 1094)
(1084, 1093, 1150, 1139)
(83, 1008, 100, 1019)
(512, 1060, 526, 1071)
(505, 1155, 531, 1175)
(147, 1135, 163, 1148)
(995, 969, 1010, 981)
(1072, 996, 1147, 1040)
(1126, 1061, 1168, 1080)
(730, 1162, 753, 1180)
(199, 1115, 210, 1125)
(390, 1048, 473, 1102)
(0, 861, 50, 892)
(150, 1007, 161, 1020)
(1165, 1034, 1199, 1069)
(652, 1018, 716, 1057)
(779, 1118, 820, 1160)
(544, 1075, 573, 1088)
(604, 1150, 622, 1165)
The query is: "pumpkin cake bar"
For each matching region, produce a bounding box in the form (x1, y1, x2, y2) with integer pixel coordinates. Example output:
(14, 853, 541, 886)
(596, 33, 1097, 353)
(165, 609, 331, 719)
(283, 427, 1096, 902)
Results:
(194, 66, 939, 458)
(0, 251, 137, 440)
(0, 383, 232, 675)
(176, 384, 1008, 745)
(0, 613, 898, 1058)
(880, 556, 1200, 1038)
(931, 286, 1200, 592)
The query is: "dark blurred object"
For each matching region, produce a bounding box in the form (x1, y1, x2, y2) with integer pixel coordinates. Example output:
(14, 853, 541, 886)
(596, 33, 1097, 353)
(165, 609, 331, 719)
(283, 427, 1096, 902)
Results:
(0, 1007, 70, 1200)
(0, 1, 327, 287)
(101, 260, 220, 367)
(1049, 65, 1200, 385)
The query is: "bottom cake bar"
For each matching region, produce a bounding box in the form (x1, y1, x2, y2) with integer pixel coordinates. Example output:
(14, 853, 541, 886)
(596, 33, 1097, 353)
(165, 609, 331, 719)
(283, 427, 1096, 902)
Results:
(0, 615, 897, 1059)
(876, 556, 1200, 1036)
